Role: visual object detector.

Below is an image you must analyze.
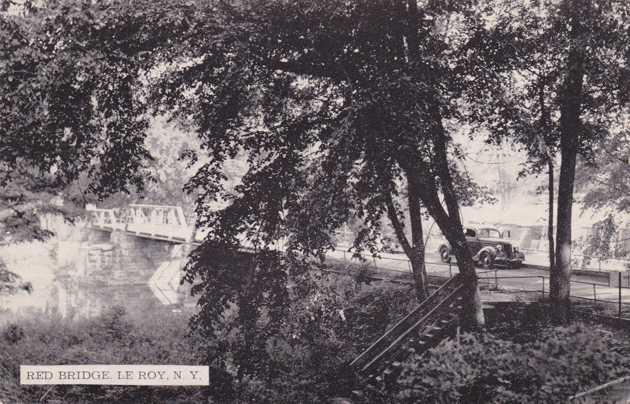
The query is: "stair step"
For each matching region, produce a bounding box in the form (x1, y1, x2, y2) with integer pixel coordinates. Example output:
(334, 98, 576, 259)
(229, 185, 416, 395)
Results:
(350, 278, 466, 380)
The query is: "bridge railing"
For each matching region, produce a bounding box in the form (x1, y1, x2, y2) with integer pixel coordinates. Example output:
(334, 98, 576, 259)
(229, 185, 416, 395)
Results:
(124, 204, 188, 227)
(86, 205, 188, 226)
(86, 204, 194, 241)
(86, 208, 118, 228)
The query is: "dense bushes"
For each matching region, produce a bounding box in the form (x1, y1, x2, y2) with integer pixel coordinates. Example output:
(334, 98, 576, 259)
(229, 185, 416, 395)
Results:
(212, 271, 419, 403)
(3, 276, 630, 403)
(394, 325, 630, 403)
(0, 306, 210, 403)
(0, 271, 419, 403)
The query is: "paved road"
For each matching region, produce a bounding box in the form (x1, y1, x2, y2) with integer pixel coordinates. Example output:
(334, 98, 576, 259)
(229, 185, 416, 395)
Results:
(89, 219, 630, 306)
(326, 249, 630, 306)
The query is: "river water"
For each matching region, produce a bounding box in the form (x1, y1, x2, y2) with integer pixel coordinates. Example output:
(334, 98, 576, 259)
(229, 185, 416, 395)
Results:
(0, 238, 195, 326)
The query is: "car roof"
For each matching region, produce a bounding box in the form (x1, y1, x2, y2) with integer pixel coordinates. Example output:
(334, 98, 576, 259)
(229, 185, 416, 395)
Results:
(464, 226, 500, 232)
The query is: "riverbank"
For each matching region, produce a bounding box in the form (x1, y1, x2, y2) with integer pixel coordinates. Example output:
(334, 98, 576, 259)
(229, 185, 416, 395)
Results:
(3, 267, 630, 403)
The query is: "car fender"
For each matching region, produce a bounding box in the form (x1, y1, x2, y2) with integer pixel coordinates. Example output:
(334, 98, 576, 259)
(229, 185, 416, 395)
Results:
(437, 243, 450, 254)
(473, 246, 497, 261)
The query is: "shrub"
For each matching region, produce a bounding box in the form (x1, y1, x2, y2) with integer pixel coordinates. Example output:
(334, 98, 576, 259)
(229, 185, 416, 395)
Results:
(221, 270, 417, 403)
(2, 324, 24, 344)
(395, 324, 630, 403)
(0, 308, 207, 403)
(0, 265, 417, 404)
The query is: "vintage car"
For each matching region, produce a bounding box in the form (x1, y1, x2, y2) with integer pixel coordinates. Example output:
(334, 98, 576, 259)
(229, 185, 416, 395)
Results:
(437, 226, 525, 268)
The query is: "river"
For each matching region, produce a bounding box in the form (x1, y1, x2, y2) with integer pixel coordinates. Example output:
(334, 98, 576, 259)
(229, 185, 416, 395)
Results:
(0, 237, 195, 326)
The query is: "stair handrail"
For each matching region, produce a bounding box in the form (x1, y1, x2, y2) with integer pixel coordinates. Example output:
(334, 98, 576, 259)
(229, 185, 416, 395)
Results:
(360, 285, 464, 374)
(349, 274, 462, 370)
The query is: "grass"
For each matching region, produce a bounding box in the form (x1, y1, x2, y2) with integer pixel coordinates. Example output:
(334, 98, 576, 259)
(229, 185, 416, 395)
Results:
(0, 306, 209, 403)
(3, 266, 630, 403)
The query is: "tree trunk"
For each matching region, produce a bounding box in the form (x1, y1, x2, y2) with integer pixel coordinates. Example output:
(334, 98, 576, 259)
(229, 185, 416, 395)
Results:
(547, 158, 555, 272)
(407, 173, 428, 301)
(553, 145, 578, 322)
(403, 172, 484, 328)
(553, 145, 577, 322)
(407, 238, 428, 302)
(429, 108, 485, 328)
(378, 0, 429, 301)
(392, 3, 484, 324)
(552, 5, 585, 322)
(384, 188, 428, 301)
(538, 80, 555, 274)
(444, 225, 485, 328)
(397, 162, 484, 328)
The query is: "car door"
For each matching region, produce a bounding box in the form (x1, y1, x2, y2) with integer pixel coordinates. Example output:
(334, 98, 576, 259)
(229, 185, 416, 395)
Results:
(464, 229, 482, 256)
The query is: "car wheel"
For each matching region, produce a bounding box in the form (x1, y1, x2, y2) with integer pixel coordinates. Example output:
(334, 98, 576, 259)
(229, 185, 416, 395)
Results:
(479, 252, 494, 269)
(439, 246, 451, 263)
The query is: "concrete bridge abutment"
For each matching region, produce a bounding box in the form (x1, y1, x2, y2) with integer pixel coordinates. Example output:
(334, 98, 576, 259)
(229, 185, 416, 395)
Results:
(79, 229, 190, 290)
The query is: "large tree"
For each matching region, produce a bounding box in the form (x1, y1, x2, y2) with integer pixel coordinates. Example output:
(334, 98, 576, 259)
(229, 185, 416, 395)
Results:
(468, 0, 563, 284)
(146, 0, 505, 331)
(533, 0, 630, 321)
(3, 0, 516, 378)
(576, 127, 630, 215)
(0, 1, 169, 291)
(0, 1, 160, 232)
(467, 0, 630, 321)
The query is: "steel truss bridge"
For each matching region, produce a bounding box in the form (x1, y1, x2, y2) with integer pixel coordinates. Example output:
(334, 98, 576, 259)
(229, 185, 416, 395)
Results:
(85, 203, 281, 250)
(86, 204, 200, 243)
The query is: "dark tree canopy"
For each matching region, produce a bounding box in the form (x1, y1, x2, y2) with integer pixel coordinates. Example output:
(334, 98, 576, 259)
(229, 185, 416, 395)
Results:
(460, 0, 630, 321)
(577, 128, 630, 214)
(1, 0, 516, 374)
(6, 0, 630, 382)
(0, 0, 201, 240)
(149, 0, 510, 332)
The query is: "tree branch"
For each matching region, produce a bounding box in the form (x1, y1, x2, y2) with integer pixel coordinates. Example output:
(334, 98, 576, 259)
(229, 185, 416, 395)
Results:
(384, 190, 413, 258)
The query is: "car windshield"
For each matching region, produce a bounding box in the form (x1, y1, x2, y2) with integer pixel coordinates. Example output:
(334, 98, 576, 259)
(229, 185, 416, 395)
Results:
(479, 228, 502, 238)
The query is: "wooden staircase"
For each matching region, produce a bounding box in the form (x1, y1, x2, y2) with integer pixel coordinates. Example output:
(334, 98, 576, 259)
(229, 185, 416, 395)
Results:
(349, 274, 465, 381)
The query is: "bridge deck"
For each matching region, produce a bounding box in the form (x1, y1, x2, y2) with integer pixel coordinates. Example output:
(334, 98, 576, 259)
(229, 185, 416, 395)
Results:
(90, 223, 202, 244)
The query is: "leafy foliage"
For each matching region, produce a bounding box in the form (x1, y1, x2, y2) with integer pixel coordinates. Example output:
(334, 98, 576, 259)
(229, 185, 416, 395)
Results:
(582, 214, 618, 260)
(0, 306, 212, 403)
(4, 288, 630, 403)
(577, 129, 630, 214)
(184, 246, 290, 380)
(0, 0, 182, 242)
(0, 265, 419, 403)
(97, 118, 206, 222)
(396, 325, 630, 403)
(465, 0, 630, 316)
(474, 0, 630, 155)
(5, 1, 630, 399)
